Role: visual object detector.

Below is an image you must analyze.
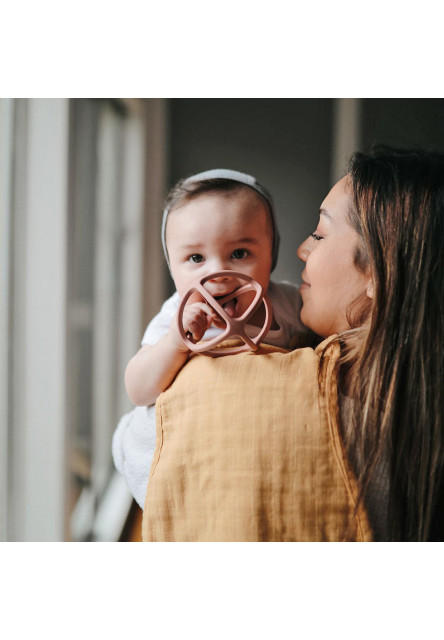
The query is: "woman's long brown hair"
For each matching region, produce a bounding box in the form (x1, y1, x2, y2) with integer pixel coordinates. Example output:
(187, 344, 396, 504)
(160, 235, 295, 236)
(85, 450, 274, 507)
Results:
(338, 145, 444, 541)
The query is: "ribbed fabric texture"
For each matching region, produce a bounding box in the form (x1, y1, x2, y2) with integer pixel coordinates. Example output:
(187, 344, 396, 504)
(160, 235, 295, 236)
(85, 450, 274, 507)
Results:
(142, 339, 373, 542)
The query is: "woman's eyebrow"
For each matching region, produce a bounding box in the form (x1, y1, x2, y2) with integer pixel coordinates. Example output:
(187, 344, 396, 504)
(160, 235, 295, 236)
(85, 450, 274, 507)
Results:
(319, 208, 332, 220)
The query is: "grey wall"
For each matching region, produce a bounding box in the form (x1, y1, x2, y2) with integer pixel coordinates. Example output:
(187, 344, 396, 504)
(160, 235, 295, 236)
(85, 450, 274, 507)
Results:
(167, 99, 334, 287)
(362, 99, 444, 150)
(165, 98, 444, 291)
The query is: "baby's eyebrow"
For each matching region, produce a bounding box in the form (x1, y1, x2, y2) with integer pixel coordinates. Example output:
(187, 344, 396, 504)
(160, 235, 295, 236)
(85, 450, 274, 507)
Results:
(178, 243, 204, 250)
(230, 237, 260, 244)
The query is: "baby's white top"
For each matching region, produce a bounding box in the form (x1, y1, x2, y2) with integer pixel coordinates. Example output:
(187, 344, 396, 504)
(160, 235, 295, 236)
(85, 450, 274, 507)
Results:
(142, 281, 307, 350)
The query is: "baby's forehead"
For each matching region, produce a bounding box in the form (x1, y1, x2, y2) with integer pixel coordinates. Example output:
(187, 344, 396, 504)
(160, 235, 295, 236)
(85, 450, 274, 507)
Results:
(170, 187, 271, 222)
(162, 175, 280, 272)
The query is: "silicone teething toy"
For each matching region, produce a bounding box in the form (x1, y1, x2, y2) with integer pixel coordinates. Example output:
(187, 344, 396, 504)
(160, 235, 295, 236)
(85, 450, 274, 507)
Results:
(177, 271, 273, 357)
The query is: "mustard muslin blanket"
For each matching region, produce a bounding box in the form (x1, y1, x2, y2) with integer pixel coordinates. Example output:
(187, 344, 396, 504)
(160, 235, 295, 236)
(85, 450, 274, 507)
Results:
(142, 339, 372, 542)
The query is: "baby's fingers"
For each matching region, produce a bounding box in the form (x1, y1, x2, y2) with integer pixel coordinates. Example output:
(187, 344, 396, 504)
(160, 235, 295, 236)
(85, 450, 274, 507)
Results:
(182, 303, 216, 340)
(186, 301, 217, 318)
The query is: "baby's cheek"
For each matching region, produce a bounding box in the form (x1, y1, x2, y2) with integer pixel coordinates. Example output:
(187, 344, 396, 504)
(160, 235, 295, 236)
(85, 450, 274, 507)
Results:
(235, 290, 256, 316)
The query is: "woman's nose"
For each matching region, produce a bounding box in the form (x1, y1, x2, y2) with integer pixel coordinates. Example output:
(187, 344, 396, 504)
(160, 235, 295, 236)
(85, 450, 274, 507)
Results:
(297, 237, 311, 262)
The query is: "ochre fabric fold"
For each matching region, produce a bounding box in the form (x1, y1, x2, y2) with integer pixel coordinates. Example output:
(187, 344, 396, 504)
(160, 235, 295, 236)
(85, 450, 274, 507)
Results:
(142, 339, 372, 542)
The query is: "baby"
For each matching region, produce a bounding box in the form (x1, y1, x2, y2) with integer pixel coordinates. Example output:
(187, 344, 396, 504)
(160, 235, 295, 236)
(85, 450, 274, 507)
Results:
(113, 169, 310, 507)
(124, 169, 308, 408)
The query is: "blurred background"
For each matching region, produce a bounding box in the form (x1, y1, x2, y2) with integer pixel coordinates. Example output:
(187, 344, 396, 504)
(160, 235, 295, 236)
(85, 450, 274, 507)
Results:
(1, 98, 443, 541)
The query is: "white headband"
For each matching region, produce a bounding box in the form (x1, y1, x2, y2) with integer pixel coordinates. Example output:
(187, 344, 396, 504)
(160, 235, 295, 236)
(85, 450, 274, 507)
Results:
(161, 168, 280, 272)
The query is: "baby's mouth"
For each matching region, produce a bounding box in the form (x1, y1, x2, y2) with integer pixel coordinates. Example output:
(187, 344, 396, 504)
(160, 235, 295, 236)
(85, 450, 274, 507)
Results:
(214, 294, 238, 318)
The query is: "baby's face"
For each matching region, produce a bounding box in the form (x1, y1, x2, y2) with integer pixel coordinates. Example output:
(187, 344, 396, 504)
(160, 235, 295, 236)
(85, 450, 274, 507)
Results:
(166, 191, 273, 304)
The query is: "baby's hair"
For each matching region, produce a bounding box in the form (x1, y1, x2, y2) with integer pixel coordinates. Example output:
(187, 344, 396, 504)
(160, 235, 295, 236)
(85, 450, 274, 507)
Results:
(165, 177, 265, 213)
(161, 169, 280, 272)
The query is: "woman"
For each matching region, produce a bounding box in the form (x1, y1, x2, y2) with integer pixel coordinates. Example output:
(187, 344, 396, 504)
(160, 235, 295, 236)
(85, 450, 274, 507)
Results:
(115, 145, 444, 542)
(298, 145, 444, 541)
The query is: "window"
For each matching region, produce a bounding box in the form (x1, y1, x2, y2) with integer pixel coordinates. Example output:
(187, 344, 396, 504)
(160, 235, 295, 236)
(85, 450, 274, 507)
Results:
(67, 99, 145, 540)
(1, 98, 166, 541)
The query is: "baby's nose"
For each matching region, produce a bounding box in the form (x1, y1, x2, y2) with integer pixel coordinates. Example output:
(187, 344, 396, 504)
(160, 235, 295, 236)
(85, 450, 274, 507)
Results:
(208, 271, 234, 283)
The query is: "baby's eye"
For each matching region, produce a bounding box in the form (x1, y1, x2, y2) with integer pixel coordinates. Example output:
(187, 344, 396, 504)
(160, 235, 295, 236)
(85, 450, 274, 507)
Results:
(310, 232, 323, 241)
(189, 254, 204, 263)
(231, 249, 249, 260)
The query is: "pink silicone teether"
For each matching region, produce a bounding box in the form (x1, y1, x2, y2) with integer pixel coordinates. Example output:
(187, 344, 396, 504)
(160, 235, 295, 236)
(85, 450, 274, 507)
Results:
(177, 271, 273, 357)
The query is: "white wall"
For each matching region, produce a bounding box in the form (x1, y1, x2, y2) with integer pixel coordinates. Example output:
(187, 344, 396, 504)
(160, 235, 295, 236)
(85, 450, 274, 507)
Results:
(5, 99, 69, 541)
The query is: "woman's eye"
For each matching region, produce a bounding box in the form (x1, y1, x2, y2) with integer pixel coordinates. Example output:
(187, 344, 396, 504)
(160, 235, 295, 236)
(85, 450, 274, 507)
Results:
(310, 232, 323, 241)
(189, 254, 204, 263)
(232, 249, 248, 260)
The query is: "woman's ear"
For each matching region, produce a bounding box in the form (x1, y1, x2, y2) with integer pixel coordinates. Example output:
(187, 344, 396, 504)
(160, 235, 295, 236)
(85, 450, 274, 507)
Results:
(366, 279, 374, 300)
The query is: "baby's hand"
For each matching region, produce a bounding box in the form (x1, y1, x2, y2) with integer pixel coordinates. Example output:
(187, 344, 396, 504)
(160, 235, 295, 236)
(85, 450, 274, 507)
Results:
(182, 302, 218, 341)
(170, 302, 217, 350)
